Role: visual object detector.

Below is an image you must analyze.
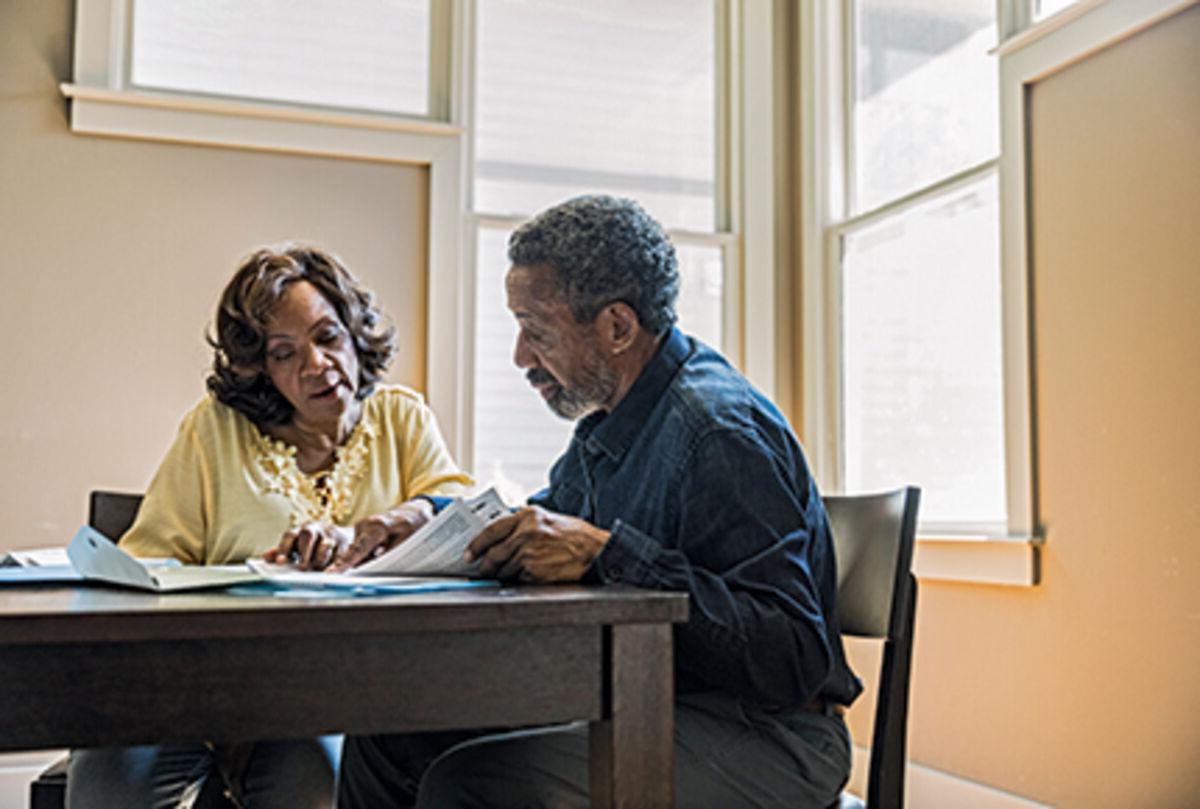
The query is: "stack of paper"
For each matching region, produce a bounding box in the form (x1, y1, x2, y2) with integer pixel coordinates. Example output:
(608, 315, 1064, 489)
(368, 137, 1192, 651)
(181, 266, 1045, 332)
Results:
(0, 545, 81, 583)
(1, 547, 72, 568)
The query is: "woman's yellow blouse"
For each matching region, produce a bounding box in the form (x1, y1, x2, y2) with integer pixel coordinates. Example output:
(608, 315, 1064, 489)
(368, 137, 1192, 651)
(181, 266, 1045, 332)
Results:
(119, 385, 472, 564)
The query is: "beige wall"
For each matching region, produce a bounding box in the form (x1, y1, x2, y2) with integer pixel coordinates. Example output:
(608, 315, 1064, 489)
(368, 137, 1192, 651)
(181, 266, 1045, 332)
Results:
(0, 0, 429, 549)
(845, 7, 1200, 807)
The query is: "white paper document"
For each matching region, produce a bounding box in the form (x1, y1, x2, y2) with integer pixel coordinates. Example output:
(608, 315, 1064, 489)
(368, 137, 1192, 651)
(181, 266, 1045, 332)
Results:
(66, 525, 262, 592)
(355, 487, 508, 577)
(0, 546, 72, 567)
(0, 545, 81, 583)
(245, 560, 498, 594)
(250, 487, 509, 590)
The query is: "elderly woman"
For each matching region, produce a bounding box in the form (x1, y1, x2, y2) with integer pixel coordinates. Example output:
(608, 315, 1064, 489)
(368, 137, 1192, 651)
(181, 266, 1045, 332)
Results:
(66, 245, 471, 809)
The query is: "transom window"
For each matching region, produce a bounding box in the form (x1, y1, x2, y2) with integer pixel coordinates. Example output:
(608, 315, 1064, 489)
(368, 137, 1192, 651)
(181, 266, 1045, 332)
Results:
(129, 0, 434, 116)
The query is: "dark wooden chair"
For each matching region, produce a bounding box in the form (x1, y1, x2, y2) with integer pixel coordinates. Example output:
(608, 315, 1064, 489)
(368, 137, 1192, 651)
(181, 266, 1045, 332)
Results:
(30, 491, 236, 809)
(825, 487, 921, 809)
(86, 490, 144, 544)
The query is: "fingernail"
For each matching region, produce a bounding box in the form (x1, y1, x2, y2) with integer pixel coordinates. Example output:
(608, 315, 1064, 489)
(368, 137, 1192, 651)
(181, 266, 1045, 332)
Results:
(462, 550, 474, 562)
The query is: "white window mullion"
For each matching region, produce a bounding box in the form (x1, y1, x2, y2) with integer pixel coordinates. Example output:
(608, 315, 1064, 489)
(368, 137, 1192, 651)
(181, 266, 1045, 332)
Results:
(735, 0, 778, 401)
(714, 0, 734, 234)
(841, 0, 858, 218)
(799, 0, 845, 483)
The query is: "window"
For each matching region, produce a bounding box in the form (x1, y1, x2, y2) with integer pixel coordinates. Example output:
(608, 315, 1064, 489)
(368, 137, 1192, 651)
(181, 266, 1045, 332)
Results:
(129, 0, 433, 116)
(804, 0, 1040, 539)
(850, 0, 998, 213)
(841, 174, 1006, 529)
(469, 0, 732, 500)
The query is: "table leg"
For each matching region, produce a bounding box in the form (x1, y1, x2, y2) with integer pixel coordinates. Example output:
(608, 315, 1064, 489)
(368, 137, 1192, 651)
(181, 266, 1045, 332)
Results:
(589, 623, 674, 808)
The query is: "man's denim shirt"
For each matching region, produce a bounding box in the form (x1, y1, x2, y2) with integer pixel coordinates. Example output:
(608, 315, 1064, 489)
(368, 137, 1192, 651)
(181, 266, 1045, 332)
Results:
(530, 328, 862, 708)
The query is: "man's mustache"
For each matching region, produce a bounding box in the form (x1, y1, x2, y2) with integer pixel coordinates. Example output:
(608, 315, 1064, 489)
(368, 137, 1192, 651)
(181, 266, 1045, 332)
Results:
(526, 369, 556, 386)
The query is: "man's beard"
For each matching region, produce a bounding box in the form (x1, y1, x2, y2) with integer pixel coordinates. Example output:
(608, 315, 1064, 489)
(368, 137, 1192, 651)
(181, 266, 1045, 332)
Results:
(528, 348, 617, 421)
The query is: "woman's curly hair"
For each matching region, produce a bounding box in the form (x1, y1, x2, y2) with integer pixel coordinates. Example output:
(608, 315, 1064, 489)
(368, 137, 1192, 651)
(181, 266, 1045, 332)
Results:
(507, 195, 679, 336)
(206, 245, 396, 426)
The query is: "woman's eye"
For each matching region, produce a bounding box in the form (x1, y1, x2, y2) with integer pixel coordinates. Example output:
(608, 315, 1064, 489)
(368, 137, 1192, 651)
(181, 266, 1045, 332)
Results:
(268, 349, 294, 363)
(317, 329, 340, 344)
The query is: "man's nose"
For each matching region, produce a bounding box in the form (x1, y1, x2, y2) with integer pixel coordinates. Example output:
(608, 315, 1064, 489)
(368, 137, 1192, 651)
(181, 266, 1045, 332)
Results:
(513, 333, 534, 369)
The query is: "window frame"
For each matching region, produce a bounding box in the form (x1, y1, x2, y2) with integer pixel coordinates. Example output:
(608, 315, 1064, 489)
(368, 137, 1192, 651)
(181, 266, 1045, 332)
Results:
(801, 0, 1037, 585)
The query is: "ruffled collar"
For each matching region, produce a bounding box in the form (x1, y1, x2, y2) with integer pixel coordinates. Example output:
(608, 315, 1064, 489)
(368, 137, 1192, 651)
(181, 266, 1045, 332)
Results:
(252, 411, 375, 528)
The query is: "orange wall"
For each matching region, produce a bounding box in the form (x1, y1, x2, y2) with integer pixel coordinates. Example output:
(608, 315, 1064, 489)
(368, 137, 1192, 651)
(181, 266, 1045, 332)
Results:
(0, 0, 429, 549)
(846, 7, 1200, 807)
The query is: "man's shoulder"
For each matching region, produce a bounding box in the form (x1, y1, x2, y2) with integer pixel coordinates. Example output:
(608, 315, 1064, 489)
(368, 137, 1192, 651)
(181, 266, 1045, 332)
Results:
(670, 342, 758, 419)
(665, 339, 794, 446)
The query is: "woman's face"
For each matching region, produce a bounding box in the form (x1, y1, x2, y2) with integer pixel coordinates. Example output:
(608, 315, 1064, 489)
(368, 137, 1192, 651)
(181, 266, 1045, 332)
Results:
(263, 280, 361, 429)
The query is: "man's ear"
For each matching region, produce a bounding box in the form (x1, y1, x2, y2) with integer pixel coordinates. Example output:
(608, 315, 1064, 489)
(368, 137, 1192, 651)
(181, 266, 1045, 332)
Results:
(599, 302, 640, 355)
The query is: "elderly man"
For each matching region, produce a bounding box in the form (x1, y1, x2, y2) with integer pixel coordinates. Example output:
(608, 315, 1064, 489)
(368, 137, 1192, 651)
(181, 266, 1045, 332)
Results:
(339, 195, 861, 808)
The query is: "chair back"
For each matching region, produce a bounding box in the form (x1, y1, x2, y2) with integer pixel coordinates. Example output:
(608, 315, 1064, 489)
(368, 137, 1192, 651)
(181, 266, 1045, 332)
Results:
(87, 490, 145, 541)
(824, 486, 920, 809)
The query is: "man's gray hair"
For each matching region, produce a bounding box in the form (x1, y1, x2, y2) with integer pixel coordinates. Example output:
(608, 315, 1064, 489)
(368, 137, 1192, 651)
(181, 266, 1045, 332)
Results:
(507, 195, 679, 336)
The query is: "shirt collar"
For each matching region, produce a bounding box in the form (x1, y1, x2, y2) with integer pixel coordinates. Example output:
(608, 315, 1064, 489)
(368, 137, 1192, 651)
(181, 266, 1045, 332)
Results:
(575, 327, 691, 462)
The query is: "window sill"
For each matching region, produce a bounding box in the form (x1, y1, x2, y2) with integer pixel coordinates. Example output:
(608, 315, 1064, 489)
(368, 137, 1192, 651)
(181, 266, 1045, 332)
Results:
(59, 83, 462, 163)
(913, 533, 1042, 587)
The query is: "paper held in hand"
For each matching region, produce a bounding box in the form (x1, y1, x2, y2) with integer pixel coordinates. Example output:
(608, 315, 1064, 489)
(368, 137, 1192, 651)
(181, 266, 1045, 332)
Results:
(248, 487, 510, 587)
(354, 487, 508, 577)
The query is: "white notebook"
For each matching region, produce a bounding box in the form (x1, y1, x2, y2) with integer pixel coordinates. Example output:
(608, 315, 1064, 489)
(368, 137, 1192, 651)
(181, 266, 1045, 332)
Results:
(66, 525, 261, 592)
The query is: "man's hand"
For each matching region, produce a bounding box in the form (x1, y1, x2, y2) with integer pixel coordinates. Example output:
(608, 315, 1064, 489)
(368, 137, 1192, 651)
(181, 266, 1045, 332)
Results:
(464, 505, 609, 582)
(262, 522, 353, 571)
(327, 498, 436, 572)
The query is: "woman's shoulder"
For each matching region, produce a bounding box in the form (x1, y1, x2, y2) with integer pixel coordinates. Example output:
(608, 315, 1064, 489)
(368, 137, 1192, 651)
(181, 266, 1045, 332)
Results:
(363, 383, 431, 416)
(177, 394, 254, 439)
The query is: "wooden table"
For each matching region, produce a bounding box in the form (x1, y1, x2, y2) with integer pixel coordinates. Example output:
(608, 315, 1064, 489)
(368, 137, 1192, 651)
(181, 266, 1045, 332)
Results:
(0, 583, 687, 807)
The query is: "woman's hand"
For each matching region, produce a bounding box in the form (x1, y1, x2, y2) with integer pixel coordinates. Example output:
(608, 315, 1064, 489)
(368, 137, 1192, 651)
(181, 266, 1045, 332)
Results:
(326, 498, 437, 572)
(262, 522, 353, 571)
